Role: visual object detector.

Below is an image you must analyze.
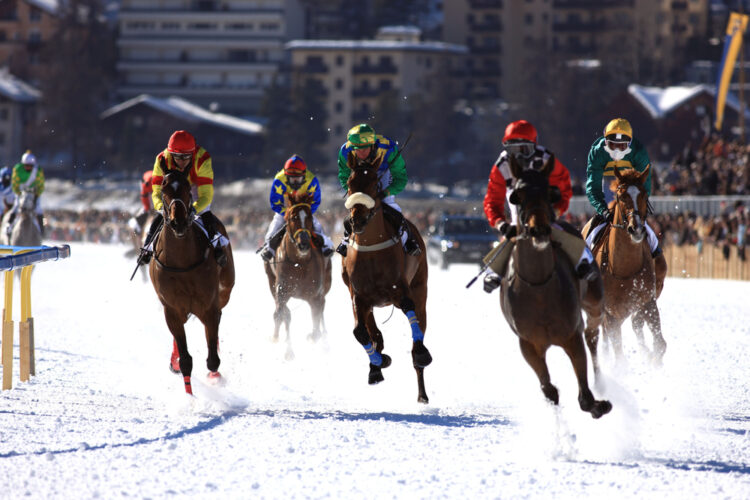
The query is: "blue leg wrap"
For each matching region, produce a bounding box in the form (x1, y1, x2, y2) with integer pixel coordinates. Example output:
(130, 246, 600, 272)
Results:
(363, 342, 382, 366)
(405, 310, 424, 341)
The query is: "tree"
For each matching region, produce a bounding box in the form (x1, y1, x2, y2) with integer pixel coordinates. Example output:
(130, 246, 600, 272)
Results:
(31, 0, 116, 176)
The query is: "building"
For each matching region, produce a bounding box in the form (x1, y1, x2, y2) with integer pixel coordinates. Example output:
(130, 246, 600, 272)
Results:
(286, 26, 467, 155)
(100, 94, 264, 178)
(0, 68, 39, 165)
(116, 0, 305, 116)
(0, 0, 60, 84)
(443, 0, 709, 101)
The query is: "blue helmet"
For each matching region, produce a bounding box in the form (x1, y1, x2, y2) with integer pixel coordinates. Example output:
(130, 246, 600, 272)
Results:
(0, 166, 10, 180)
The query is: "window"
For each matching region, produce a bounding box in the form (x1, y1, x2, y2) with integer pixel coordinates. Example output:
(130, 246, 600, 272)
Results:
(525, 14, 533, 25)
(379, 80, 391, 90)
(29, 7, 41, 21)
(0, 109, 8, 121)
(335, 78, 343, 90)
(335, 101, 343, 112)
(336, 55, 344, 66)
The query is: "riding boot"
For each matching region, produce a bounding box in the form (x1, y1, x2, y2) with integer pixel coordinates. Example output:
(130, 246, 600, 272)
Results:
(336, 217, 352, 256)
(653, 248, 667, 299)
(201, 211, 227, 267)
(138, 213, 163, 265)
(261, 223, 286, 262)
(589, 212, 610, 248)
(382, 204, 421, 256)
(36, 214, 44, 237)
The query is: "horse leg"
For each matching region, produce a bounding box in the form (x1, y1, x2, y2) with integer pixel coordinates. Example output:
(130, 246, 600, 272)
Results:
(164, 308, 193, 394)
(605, 315, 626, 363)
(202, 307, 221, 376)
(398, 296, 432, 369)
(169, 340, 180, 373)
(352, 297, 386, 385)
(561, 332, 612, 419)
(630, 307, 649, 356)
(639, 299, 666, 366)
(518, 338, 558, 405)
(308, 295, 324, 342)
(581, 275, 604, 380)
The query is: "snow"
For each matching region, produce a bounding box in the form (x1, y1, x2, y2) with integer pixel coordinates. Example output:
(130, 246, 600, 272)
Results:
(1, 242, 750, 498)
(0, 69, 40, 103)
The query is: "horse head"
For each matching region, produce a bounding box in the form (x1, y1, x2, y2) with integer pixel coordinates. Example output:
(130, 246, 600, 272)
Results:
(508, 154, 556, 246)
(19, 188, 36, 212)
(160, 170, 193, 238)
(284, 190, 314, 254)
(611, 165, 650, 244)
(345, 163, 381, 234)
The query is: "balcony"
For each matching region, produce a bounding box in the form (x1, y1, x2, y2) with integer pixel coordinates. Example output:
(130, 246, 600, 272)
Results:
(300, 61, 329, 74)
(671, 1, 688, 9)
(470, 44, 501, 55)
(470, 20, 502, 32)
(352, 62, 397, 74)
(469, 0, 502, 8)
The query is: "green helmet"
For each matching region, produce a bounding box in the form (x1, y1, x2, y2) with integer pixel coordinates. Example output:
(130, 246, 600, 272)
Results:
(347, 124, 376, 149)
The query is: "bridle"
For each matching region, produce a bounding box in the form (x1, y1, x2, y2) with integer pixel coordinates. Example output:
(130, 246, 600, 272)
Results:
(612, 183, 647, 231)
(286, 202, 312, 242)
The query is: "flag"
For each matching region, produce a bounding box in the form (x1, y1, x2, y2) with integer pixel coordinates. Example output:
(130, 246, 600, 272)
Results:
(715, 12, 749, 131)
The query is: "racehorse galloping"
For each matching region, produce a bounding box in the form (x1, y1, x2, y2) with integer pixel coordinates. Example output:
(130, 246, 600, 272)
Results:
(3, 189, 42, 247)
(149, 171, 235, 394)
(341, 164, 432, 403)
(264, 191, 332, 358)
(499, 156, 611, 418)
(587, 165, 666, 365)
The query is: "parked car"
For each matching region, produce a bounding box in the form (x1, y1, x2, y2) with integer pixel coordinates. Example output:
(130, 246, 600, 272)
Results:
(427, 214, 499, 270)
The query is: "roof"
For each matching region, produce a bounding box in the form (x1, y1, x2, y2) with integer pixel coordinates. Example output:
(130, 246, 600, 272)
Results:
(100, 94, 263, 136)
(25, 0, 60, 15)
(377, 25, 421, 35)
(628, 83, 750, 120)
(286, 39, 467, 54)
(0, 70, 41, 103)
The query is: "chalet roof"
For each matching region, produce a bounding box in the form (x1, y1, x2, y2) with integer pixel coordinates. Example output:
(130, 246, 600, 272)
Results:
(100, 94, 263, 136)
(25, 0, 60, 15)
(0, 70, 40, 103)
(629, 83, 750, 120)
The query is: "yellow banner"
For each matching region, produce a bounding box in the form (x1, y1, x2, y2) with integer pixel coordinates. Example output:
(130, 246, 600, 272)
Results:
(715, 12, 749, 131)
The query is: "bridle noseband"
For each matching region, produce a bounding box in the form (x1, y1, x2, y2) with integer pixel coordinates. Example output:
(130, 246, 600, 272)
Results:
(287, 202, 312, 241)
(612, 183, 646, 231)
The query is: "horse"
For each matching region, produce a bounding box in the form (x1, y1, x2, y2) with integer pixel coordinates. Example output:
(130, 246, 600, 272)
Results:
(499, 155, 611, 418)
(125, 211, 155, 282)
(149, 170, 235, 394)
(2, 189, 42, 248)
(341, 163, 432, 403)
(583, 165, 666, 365)
(263, 190, 332, 358)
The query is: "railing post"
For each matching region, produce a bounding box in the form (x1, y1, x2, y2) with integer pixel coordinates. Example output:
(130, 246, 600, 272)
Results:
(2, 269, 13, 390)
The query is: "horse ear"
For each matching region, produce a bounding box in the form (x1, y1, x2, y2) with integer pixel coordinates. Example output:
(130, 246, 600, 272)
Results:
(508, 154, 522, 180)
(639, 164, 651, 186)
(613, 164, 623, 181)
(541, 154, 554, 178)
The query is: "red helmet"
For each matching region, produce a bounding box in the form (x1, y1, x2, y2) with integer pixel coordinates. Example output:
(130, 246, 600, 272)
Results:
(502, 120, 537, 144)
(284, 155, 307, 176)
(167, 130, 196, 154)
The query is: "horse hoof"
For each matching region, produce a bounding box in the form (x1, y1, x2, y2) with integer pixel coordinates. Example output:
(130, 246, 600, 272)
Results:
(380, 354, 392, 369)
(418, 394, 429, 404)
(368, 365, 384, 385)
(542, 384, 559, 405)
(412, 342, 432, 368)
(169, 361, 180, 374)
(590, 400, 613, 419)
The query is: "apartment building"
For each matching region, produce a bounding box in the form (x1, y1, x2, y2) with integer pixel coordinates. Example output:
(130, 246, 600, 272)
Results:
(0, 69, 39, 165)
(116, 0, 305, 116)
(0, 0, 59, 83)
(443, 0, 709, 101)
(286, 26, 467, 154)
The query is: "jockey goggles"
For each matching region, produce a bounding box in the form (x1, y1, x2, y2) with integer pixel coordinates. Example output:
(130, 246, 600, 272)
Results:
(503, 140, 535, 159)
(604, 138, 631, 151)
(172, 153, 193, 161)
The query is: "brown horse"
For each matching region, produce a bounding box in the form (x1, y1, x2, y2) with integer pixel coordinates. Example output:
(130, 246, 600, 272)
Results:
(149, 170, 235, 394)
(264, 190, 332, 358)
(500, 156, 611, 418)
(341, 164, 432, 403)
(584, 166, 666, 364)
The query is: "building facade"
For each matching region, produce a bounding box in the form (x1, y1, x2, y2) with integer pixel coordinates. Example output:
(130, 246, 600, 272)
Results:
(443, 0, 709, 101)
(0, 0, 59, 84)
(116, 0, 305, 116)
(286, 27, 467, 155)
(0, 69, 39, 166)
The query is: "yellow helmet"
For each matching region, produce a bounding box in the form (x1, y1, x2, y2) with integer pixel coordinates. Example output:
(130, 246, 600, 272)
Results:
(603, 118, 632, 141)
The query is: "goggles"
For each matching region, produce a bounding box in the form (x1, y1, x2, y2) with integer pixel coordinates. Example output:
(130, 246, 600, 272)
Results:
(605, 139, 631, 151)
(172, 153, 193, 161)
(503, 141, 535, 159)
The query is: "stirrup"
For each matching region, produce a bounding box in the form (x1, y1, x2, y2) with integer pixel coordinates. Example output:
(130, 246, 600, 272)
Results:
(137, 248, 152, 265)
(322, 246, 334, 258)
(483, 274, 501, 293)
(260, 246, 274, 262)
(576, 261, 596, 281)
(405, 238, 421, 256)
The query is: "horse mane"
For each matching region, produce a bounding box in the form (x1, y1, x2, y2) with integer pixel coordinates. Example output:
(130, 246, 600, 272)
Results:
(287, 190, 314, 206)
(608, 169, 640, 193)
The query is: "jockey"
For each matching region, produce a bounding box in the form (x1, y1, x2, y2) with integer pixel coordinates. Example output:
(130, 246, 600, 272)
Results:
(127, 170, 154, 235)
(137, 130, 227, 267)
(6, 150, 44, 236)
(259, 154, 334, 261)
(0, 166, 15, 215)
(482, 120, 595, 293)
(583, 118, 667, 289)
(336, 123, 421, 257)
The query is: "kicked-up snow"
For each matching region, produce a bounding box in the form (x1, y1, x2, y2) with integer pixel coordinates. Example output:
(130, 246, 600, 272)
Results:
(0, 242, 749, 498)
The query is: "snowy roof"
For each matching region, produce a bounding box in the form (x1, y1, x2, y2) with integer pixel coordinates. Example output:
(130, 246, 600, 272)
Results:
(286, 39, 467, 54)
(377, 26, 422, 35)
(25, 0, 60, 15)
(100, 94, 263, 136)
(628, 83, 750, 120)
(0, 70, 40, 103)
